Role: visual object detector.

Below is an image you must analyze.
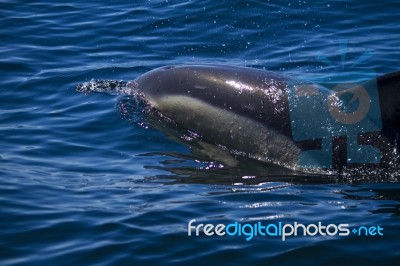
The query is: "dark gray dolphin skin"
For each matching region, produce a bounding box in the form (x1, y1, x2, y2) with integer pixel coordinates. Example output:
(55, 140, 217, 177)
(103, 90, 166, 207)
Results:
(130, 65, 400, 171)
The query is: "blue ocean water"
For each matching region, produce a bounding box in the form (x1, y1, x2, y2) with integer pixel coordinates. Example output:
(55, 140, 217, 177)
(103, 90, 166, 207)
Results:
(1, 0, 399, 265)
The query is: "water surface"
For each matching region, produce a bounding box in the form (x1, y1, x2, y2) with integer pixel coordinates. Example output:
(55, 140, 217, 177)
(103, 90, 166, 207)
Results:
(1, 1, 399, 265)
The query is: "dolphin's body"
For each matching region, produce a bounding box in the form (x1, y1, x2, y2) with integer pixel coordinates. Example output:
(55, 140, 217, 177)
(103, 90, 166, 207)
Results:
(129, 65, 400, 171)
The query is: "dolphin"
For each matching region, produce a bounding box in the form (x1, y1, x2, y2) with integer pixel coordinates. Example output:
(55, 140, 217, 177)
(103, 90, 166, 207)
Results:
(127, 65, 399, 172)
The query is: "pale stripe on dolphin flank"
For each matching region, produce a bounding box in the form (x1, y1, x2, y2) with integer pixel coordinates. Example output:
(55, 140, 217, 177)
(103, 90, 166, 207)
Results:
(151, 95, 301, 170)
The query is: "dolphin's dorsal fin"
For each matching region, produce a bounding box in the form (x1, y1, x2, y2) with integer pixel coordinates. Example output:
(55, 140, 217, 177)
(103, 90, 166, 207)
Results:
(377, 71, 400, 129)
